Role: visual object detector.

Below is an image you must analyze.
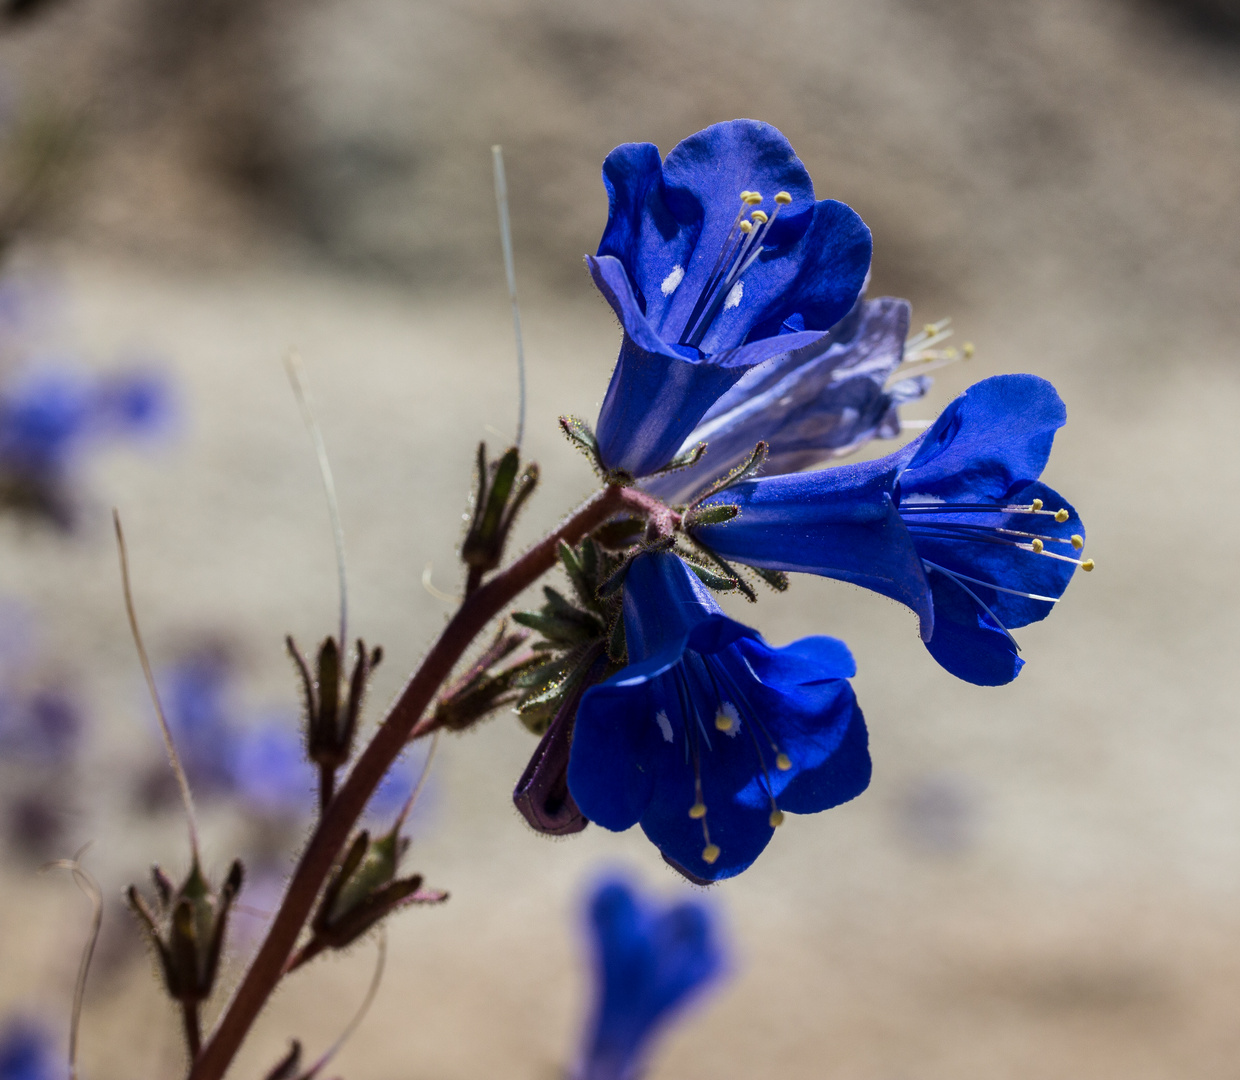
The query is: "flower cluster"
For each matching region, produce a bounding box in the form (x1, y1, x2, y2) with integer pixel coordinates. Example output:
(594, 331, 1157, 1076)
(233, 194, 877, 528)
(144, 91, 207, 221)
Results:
(515, 120, 1090, 882)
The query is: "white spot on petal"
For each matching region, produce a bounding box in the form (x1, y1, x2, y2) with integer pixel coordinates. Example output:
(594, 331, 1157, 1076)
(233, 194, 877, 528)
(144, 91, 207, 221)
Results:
(655, 710, 673, 743)
(724, 281, 744, 310)
(903, 492, 944, 504)
(660, 265, 685, 297)
(719, 701, 742, 738)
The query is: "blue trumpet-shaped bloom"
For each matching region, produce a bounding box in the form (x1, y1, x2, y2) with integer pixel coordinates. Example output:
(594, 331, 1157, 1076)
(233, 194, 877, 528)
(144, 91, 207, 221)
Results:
(590, 119, 872, 478)
(576, 876, 725, 1080)
(643, 295, 929, 503)
(0, 1018, 61, 1080)
(695, 374, 1088, 686)
(568, 550, 869, 882)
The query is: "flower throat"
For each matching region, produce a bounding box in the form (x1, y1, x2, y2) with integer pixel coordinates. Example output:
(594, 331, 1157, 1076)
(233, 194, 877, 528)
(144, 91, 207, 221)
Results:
(673, 190, 792, 350)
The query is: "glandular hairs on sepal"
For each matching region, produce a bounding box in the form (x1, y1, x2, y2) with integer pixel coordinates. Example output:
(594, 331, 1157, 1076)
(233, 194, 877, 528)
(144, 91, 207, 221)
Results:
(126, 857, 244, 1006)
(511, 537, 626, 734)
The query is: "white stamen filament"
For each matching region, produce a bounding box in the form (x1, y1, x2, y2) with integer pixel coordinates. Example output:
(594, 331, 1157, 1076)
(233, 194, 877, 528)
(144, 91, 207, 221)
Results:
(919, 559, 1061, 603)
(922, 560, 1021, 649)
(899, 502, 1070, 518)
(904, 318, 953, 352)
(992, 526, 1079, 546)
(681, 189, 793, 348)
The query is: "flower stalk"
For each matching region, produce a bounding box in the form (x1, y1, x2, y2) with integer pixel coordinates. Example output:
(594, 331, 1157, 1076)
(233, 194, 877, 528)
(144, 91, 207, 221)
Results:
(187, 482, 662, 1080)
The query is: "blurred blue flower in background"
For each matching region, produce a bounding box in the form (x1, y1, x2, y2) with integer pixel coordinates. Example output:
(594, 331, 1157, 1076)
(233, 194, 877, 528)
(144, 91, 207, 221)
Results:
(576, 876, 725, 1080)
(0, 601, 85, 860)
(92, 369, 174, 441)
(157, 647, 238, 795)
(0, 684, 82, 765)
(367, 750, 421, 820)
(0, 362, 175, 527)
(151, 646, 427, 827)
(0, 1017, 61, 1080)
(228, 718, 424, 823)
(0, 367, 93, 472)
(228, 716, 312, 815)
(0, 365, 172, 470)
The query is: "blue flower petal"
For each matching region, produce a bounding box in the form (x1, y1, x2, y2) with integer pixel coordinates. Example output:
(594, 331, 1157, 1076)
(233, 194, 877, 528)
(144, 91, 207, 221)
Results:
(734, 636, 868, 811)
(569, 679, 663, 831)
(900, 374, 1066, 501)
(697, 463, 934, 638)
(0, 1016, 61, 1080)
(0, 368, 93, 471)
(589, 122, 873, 478)
(580, 878, 724, 1080)
(911, 479, 1082, 632)
(636, 634, 868, 880)
(570, 551, 869, 880)
(645, 296, 916, 503)
(637, 726, 778, 881)
(632, 121, 817, 345)
(617, 542, 746, 662)
(775, 694, 871, 815)
(700, 197, 872, 355)
(590, 255, 753, 477)
(692, 374, 1085, 683)
(229, 718, 313, 816)
(597, 141, 667, 304)
(922, 568, 1025, 686)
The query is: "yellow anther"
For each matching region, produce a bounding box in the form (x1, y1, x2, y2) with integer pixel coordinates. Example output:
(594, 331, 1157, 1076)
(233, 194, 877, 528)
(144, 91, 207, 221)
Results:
(702, 844, 721, 865)
(1071, 534, 1084, 550)
(1031, 539, 1044, 553)
(1055, 508, 1069, 523)
(743, 192, 763, 205)
(775, 752, 792, 771)
(774, 191, 792, 204)
(714, 713, 734, 733)
(944, 347, 959, 360)
(769, 809, 785, 828)
(750, 209, 769, 224)
(1080, 559, 1095, 572)
(689, 802, 707, 819)
(1031, 498, 1044, 511)
(740, 220, 753, 233)
(963, 342, 975, 359)
(739, 190, 754, 200)
(924, 323, 937, 335)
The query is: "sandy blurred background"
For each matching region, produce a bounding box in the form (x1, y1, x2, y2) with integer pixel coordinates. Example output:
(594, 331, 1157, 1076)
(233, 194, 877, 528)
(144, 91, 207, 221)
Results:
(0, 0, 1238, 1077)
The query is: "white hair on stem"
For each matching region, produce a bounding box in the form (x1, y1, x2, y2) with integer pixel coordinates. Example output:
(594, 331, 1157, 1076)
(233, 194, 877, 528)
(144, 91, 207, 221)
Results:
(113, 511, 200, 860)
(41, 843, 103, 1080)
(285, 350, 349, 650)
(492, 144, 527, 449)
(299, 931, 388, 1079)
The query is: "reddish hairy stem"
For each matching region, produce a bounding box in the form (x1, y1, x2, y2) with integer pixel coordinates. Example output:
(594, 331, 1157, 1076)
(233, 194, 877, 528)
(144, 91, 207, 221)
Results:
(188, 483, 660, 1080)
(182, 1001, 201, 1062)
(317, 762, 335, 816)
